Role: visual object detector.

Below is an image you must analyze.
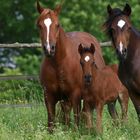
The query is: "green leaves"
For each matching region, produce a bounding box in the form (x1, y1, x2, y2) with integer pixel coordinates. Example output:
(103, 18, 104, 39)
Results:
(0, 0, 140, 72)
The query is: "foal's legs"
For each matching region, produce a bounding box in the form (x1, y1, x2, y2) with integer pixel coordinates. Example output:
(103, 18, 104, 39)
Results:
(107, 100, 118, 120)
(129, 91, 140, 122)
(82, 101, 93, 129)
(60, 100, 72, 126)
(44, 92, 57, 132)
(71, 89, 81, 127)
(96, 104, 103, 134)
(118, 90, 129, 121)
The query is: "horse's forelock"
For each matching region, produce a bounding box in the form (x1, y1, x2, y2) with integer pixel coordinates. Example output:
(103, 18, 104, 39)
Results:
(37, 9, 51, 23)
(42, 9, 50, 16)
(103, 9, 125, 37)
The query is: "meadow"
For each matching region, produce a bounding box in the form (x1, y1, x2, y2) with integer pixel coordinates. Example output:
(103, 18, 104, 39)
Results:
(0, 97, 140, 140)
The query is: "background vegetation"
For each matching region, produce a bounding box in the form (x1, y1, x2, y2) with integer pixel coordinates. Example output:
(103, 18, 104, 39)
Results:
(0, 102, 140, 140)
(0, 1, 140, 139)
(0, 0, 140, 75)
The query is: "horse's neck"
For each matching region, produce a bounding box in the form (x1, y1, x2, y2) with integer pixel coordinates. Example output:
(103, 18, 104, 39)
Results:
(55, 27, 67, 65)
(129, 28, 140, 48)
(126, 28, 140, 60)
(91, 66, 98, 82)
(119, 28, 140, 69)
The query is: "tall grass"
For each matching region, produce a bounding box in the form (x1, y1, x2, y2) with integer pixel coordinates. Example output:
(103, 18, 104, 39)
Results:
(0, 102, 140, 140)
(0, 80, 43, 104)
(0, 80, 140, 139)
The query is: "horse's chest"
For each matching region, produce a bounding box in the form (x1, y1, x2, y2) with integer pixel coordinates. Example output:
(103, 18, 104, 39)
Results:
(57, 69, 68, 92)
(119, 63, 140, 91)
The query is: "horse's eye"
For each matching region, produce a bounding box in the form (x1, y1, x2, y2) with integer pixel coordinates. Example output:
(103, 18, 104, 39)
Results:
(111, 28, 115, 33)
(57, 24, 60, 28)
(92, 62, 97, 68)
(128, 27, 131, 32)
(92, 62, 95, 65)
(80, 61, 84, 66)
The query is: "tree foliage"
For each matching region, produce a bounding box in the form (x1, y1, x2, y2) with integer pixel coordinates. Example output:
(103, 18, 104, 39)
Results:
(0, 0, 140, 74)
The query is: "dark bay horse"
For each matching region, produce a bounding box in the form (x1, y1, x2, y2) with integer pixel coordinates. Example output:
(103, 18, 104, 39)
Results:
(103, 3, 140, 121)
(36, 1, 105, 131)
(78, 44, 128, 133)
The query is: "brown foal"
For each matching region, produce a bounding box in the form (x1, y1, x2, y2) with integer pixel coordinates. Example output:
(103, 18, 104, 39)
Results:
(79, 44, 128, 133)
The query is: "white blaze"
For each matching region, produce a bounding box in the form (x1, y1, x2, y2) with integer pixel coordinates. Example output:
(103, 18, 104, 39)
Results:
(44, 18, 52, 54)
(119, 41, 123, 53)
(117, 19, 126, 29)
(84, 56, 90, 62)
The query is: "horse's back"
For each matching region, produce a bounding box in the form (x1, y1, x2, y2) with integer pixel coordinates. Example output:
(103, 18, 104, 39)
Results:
(101, 66, 122, 91)
(66, 31, 105, 69)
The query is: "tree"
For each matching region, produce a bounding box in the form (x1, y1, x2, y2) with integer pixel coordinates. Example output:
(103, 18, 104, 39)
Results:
(0, 0, 140, 74)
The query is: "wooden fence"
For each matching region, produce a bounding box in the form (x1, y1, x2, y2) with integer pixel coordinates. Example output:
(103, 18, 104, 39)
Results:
(0, 41, 112, 81)
(0, 41, 111, 48)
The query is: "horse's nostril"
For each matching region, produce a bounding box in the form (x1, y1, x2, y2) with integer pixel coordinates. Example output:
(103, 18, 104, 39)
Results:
(124, 48, 127, 53)
(84, 75, 92, 83)
(123, 48, 127, 55)
(51, 46, 55, 51)
(43, 46, 46, 51)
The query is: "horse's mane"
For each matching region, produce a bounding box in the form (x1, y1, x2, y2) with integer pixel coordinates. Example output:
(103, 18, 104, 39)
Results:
(103, 8, 124, 38)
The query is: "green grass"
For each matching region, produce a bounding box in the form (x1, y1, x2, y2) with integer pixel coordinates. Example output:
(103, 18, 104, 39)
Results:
(0, 102, 140, 140)
(0, 80, 43, 104)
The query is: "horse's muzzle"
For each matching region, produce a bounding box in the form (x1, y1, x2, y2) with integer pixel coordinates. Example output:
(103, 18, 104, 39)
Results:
(43, 44, 56, 57)
(84, 74, 92, 86)
(116, 47, 127, 60)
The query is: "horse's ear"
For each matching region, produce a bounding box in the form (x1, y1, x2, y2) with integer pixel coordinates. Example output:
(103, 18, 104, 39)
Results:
(90, 43, 95, 54)
(107, 4, 113, 15)
(78, 44, 84, 55)
(54, 4, 62, 15)
(37, 0, 44, 14)
(123, 3, 131, 16)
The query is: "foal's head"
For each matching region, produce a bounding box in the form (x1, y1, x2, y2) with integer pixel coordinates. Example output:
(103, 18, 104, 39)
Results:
(36, 1, 62, 57)
(104, 4, 132, 60)
(78, 44, 97, 86)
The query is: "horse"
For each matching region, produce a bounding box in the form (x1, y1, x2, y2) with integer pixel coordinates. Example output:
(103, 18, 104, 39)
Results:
(103, 3, 140, 122)
(36, 1, 105, 131)
(78, 43, 128, 133)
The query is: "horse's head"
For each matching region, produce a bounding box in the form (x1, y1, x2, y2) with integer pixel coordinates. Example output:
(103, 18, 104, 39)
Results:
(78, 43, 97, 86)
(104, 4, 132, 60)
(36, 1, 62, 57)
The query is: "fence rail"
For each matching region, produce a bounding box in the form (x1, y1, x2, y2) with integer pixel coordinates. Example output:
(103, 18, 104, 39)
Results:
(0, 75, 39, 81)
(0, 41, 112, 48)
(0, 43, 41, 48)
(0, 41, 112, 81)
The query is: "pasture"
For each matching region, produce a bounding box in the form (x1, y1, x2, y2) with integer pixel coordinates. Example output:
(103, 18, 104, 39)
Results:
(0, 99, 140, 140)
(1, 1, 140, 140)
(0, 80, 139, 140)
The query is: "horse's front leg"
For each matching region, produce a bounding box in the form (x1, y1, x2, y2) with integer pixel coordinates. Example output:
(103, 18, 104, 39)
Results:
(44, 90, 57, 133)
(118, 90, 129, 122)
(60, 100, 72, 126)
(107, 100, 118, 120)
(96, 103, 103, 134)
(71, 89, 81, 127)
(82, 101, 93, 129)
(129, 91, 140, 122)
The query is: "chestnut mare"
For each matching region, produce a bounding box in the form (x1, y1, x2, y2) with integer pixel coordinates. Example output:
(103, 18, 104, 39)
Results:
(78, 44, 128, 133)
(103, 3, 140, 121)
(36, 1, 105, 131)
